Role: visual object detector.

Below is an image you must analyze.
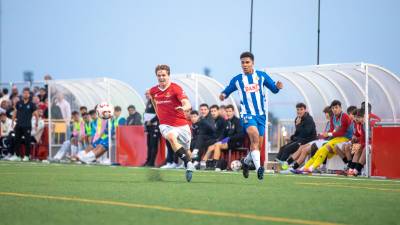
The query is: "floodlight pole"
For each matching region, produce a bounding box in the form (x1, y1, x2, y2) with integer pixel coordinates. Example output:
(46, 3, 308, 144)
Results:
(249, 0, 254, 53)
(317, 0, 321, 65)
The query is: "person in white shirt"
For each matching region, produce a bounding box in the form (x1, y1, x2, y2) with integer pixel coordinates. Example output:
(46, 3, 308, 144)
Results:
(0, 88, 10, 105)
(55, 93, 71, 124)
(31, 109, 45, 143)
(0, 111, 13, 159)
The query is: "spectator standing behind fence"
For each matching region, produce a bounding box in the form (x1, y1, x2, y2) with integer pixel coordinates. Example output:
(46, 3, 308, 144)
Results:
(0, 88, 9, 104)
(111, 106, 126, 139)
(9, 86, 19, 101)
(38, 87, 47, 103)
(55, 93, 71, 124)
(5, 99, 15, 119)
(126, 105, 142, 125)
(9, 88, 38, 162)
(31, 108, 45, 144)
(1, 100, 10, 117)
(0, 111, 13, 159)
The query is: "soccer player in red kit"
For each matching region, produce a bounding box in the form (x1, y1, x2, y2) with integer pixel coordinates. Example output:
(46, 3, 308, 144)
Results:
(149, 64, 195, 182)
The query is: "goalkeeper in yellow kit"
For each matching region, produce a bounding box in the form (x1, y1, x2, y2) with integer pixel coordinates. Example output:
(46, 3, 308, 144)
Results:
(302, 100, 353, 173)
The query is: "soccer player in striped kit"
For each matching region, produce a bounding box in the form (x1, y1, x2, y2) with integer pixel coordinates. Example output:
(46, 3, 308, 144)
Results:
(220, 52, 283, 180)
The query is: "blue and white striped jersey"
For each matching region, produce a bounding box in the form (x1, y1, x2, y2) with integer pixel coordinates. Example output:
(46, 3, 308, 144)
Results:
(222, 70, 279, 116)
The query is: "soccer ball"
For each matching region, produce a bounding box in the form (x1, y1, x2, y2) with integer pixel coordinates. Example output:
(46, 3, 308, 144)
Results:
(96, 102, 114, 120)
(230, 160, 242, 172)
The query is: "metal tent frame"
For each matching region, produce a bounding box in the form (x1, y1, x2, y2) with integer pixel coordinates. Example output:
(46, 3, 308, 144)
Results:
(264, 63, 400, 176)
(172, 73, 240, 115)
(47, 78, 145, 161)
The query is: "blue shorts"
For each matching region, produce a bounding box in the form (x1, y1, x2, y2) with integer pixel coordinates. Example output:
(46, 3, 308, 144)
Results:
(241, 114, 266, 136)
(92, 138, 109, 150)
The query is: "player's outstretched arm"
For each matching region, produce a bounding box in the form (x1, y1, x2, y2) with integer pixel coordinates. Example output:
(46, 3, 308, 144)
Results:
(220, 77, 238, 101)
(176, 98, 191, 111)
(263, 72, 283, 93)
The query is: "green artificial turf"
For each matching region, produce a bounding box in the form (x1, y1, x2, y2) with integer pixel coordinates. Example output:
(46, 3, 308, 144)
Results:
(0, 161, 399, 225)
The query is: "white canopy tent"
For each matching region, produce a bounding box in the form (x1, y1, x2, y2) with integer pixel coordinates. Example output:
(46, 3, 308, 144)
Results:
(47, 78, 145, 160)
(171, 64, 400, 176)
(265, 63, 400, 125)
(172, 73, 239, 115)
(48, 78, 145, 118)
(264, 63, 400, 176)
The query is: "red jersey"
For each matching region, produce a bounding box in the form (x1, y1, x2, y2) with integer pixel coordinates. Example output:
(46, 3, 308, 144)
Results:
(149, 82, 189, 127)
(329, 112, 352, 138)
(369, 113, 381, 127)
(353, 122, 366, 147)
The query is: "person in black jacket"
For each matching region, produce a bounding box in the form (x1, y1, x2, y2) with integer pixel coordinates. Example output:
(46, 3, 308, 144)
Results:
(189, 110, 200, 152)
(191, 104, 216, 163)
(276, 103, 316, 162)
(126, 105, 142, 125)
(210, 105, 227, 142)
(9, 87, 38, 161)
(143, 91, 160, 167)
(203, 104, 245, 170)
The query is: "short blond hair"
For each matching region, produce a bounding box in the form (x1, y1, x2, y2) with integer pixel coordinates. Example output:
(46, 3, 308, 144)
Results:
(155, 64, 170, 75)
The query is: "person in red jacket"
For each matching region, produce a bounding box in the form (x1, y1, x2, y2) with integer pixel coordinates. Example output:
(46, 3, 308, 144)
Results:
(347, 108, 376, 176)
(303, 100, 353, 173)
(361, 101, 381, 124)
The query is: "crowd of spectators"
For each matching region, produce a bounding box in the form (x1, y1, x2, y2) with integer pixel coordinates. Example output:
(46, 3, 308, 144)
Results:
(0, 75, 143, 162)
(276, 100, 380, 177)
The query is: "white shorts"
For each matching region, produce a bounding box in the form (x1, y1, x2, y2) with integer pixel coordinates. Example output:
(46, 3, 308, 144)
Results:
(335, 141, 351, 150)
(159, 124, 191, 150)
(309, 139, 328, 149)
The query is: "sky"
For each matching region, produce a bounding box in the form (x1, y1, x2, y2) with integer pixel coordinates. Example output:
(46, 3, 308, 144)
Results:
(1, 0, 399, 97)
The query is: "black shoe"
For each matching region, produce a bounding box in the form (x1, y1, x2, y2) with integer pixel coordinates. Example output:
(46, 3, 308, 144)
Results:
(205, 160, 215, 170)
(241, 158, 249, 179)
(215, 160, 221, 170)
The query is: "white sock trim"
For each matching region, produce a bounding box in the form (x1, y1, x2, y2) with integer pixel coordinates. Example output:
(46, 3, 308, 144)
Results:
(250, 150, 261, 171)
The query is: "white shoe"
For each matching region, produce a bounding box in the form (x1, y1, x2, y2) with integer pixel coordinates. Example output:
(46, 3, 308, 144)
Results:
(9, 155, 21, 161)
(99, 159, 111, 165)
(186, 161, 196, 171)
(3, 153, 11, 160)
(169, 162, 179, 169)
(200, 161, 206, 170)
(215, 168, 221, 172)
(161, 162, 178, 169)
(160, 163, 172, 169)
(22, 156, 30, 162)
(279, 169, 291, 174)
